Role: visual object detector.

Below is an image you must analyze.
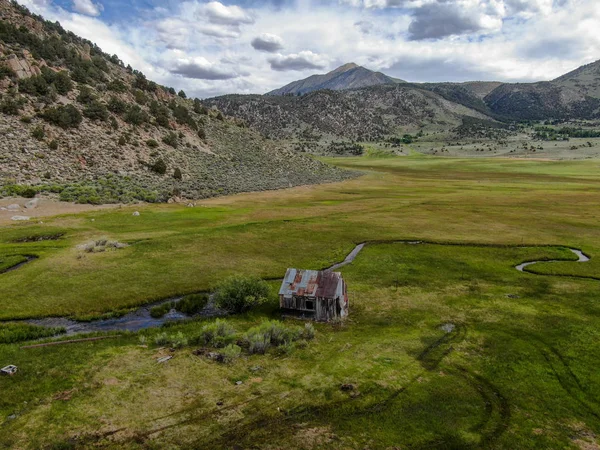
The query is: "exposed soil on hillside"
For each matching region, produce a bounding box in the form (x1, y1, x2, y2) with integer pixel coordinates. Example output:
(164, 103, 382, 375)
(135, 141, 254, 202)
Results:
(0, 197, 118, 225)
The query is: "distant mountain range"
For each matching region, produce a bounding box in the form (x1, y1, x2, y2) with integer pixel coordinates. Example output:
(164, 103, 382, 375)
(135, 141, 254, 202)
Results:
(267, 63, 404, 96)
(204, 59, 600, 147)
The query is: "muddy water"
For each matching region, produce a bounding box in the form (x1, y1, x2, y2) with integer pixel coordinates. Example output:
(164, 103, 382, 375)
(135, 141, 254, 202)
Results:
(27, 296, 225, 335)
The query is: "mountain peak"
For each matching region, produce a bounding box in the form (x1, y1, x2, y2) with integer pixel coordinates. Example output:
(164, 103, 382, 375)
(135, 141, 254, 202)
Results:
(332, 63, 361, 74)
(267, 63, 401, 96)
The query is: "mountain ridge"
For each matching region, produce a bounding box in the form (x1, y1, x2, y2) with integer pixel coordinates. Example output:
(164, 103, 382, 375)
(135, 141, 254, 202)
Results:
(267, 63, 404, 96)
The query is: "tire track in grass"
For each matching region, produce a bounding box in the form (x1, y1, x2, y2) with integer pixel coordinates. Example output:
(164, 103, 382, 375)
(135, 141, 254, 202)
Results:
(452, 366, 511, 448)
(492, 327, 600, 423)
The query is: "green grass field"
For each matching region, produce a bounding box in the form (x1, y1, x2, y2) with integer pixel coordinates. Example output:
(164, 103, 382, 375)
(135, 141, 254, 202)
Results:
(1, 155, 600, 448)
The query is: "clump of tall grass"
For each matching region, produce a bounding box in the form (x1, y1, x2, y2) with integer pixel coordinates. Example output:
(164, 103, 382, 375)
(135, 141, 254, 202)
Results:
(154, 331, 188, 348)
(0, 323, 66, 344)
(193, 319, 236, 348)
(244, 320, 309, 355)
(220, 344, 242, 363)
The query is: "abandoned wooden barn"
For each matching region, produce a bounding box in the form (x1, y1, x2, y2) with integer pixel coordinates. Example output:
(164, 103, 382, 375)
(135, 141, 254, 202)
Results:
(279, 269, 349, 322)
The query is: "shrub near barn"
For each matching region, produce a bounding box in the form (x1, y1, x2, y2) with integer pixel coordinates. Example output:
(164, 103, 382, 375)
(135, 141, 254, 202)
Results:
(214, 276, 270, 313)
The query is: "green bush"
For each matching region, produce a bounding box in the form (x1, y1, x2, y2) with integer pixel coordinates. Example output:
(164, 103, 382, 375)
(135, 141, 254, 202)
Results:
(107, 96, 126, 114)
(244, 321, 304, 355)
(0, 65, 15, 79)
(76, 86, 95, 104)
(197, 319, 236, 348)
(170, 332, 188, 348)
(0, 184, 41, 198)
(302, 322, 315, 340)
(31, 125, 45, 140)
(173, 105, 196, 129)
(173, 167, 182, 180)
(54, 71, 73, 95)
(193, 99, 208, 115)
(178, 90, 187, 99)
(146, 139, 159, 148)
(154, 332, 170, 346)
(149, 100, 171, 128)
(150, 302, 173, 318)
(107, 79, 127, 92)
(133, 89, 148, 105)
(198, 127, 206, 141)
(83, 100, 108, 121)
(40, 104, 82, 128)
(176, 293, 209, 315)
(21, 187, 37, 198)
(214, 276, 270, 313)
(220, 344, 241, 363)
(0, 323, 65, 344)
(124, 104, 148, 125)
(1, 97, 23, 115)
(150, 158, 167, 175)
(246, 330, 271, 354)
(19, 74, 49, 96)
(153, 331, 189, 348)
(133, 73, 150, 91)
(162, 131, 178, 148)
(48, 139, 59, 150)
(118, 135, 126, 146)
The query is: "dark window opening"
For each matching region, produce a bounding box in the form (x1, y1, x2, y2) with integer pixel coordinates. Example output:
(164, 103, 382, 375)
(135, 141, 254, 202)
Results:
(305, 300, 314, 310)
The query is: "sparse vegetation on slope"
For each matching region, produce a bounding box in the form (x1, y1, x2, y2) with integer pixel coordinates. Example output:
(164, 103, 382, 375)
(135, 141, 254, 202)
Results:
(0, 0, 353, 203)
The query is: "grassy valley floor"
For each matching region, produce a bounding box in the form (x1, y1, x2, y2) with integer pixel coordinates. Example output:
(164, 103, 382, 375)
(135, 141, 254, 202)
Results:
(1, 155, 600, 448)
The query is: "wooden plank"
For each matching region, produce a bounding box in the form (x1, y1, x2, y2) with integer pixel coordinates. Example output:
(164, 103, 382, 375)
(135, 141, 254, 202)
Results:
(20, 336, 117, 349)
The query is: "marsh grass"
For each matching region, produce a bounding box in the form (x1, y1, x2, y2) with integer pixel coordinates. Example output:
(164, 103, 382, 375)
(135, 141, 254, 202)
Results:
(0, 323, 65, 344)
(1, 156, 600, 448)
(149, 293, 210, 318)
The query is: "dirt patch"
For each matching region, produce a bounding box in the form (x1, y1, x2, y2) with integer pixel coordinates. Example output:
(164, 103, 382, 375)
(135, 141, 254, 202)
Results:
(0, 197, 120, 225)
(292, 425, 336, 448)
(53, 389, 76, 401)
(570, 421, 600, 450)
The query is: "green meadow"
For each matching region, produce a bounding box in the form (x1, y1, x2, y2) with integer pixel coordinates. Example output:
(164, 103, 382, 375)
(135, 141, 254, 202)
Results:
(1, 155, 600, 448)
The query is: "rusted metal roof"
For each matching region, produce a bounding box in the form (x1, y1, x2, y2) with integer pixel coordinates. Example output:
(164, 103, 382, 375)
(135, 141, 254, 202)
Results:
(279, 269, 344, 299)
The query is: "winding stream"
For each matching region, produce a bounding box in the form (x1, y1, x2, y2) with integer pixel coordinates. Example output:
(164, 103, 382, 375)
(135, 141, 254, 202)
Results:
(2, 241, 593, 335)
(516, 248, 590, 272)
(0, 256, 38, 274)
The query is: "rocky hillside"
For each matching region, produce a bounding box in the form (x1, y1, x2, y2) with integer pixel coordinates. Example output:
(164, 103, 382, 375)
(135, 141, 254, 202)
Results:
(267, 63, 403, 96)
(208, 60, 600, 146)
(0, 0, 353, 204)
(481, 60, 600, 120)
(204, 83, 495, 149)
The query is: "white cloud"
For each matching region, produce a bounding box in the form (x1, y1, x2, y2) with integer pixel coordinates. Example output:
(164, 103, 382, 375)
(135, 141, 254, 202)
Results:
(72, 0, 102, 17)
(268, 51, 328, 71)
(14, 0, 600, 98)
(202, 1, 254, 26)
(169, 56, 240, 80)
(251, 33, 284, 52)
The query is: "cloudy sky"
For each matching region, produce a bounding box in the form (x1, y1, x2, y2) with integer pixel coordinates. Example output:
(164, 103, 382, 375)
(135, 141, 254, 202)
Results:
(17, 0, 600, 98)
